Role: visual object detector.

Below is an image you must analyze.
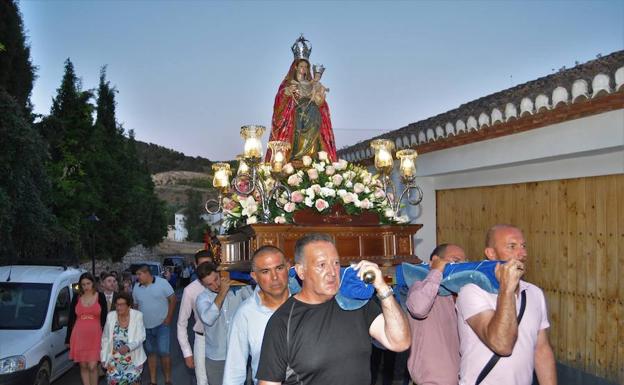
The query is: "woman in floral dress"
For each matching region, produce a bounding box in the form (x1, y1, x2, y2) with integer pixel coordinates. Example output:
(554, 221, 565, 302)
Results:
(100, 292, 146, 385)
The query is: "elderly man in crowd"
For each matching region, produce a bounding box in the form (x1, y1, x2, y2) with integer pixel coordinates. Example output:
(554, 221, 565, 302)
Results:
(456, 224, 557, 385)
(222, 246, 291, 385)
(177, 249, 215, 385)
(257, 233, 410, 385)
(132, 264, 177, 385)
(406, 243, 467, 385)
(196, 262, 253, 385)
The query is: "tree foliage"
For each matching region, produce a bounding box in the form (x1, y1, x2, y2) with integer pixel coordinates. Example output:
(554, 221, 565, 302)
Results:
(1, 0, 169, 262)
(0, 0, 35, 111)
(184, 189, 210, 242)
(133, 141, 213, 174)
(0, 89, 60, 263)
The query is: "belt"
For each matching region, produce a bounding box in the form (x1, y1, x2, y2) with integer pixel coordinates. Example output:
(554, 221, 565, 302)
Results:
(195, 331, 204, 336)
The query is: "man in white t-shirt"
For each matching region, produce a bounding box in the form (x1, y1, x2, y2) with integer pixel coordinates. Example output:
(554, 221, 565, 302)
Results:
(456, 224, 557, 385)
(177, 249, 214, 385)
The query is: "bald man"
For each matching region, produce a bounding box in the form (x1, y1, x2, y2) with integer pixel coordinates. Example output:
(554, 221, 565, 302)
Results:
(456, 225, 556, 385)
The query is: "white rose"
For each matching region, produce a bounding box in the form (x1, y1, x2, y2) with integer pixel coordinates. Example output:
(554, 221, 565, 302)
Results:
(302, 155, 312, 166)
(325, 166, 335, 176)
(345, 180, 353, 188)
(360, 198, 372, 209)
(320, 187, 336, 198)
(396, 215, 409, 224)
(246, 215, 258, 224)
(313, 162, 325, 172)
(304, 197, 314, 207)
(362, 175, 372, 185)
(318, 151, 328, 161)
(342, 193, 354, 204)
(337, 189, 348, 197)
(311, 184, 322, 194)
(274, 216, 287, 224)
(384, 208, 395, 218)
(305, 187, 316, 199)
(331, 174, 343, 186)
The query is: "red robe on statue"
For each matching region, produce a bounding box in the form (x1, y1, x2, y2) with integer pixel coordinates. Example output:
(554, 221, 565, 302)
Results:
(266, 60, 337, 162)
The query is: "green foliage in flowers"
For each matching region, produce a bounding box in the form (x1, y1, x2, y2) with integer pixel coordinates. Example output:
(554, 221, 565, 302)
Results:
(221, 153, 407, 231)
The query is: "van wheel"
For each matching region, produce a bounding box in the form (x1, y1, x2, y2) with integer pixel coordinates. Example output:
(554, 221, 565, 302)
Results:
(34, 361, 50, 385)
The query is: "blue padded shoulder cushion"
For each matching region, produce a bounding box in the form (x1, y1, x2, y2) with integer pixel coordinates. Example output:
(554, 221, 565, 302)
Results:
(399, 260, 503, 295)
(288, 266, 375, 310)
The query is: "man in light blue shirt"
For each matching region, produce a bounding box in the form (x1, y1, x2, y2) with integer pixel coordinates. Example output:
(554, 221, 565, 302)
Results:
(132, 265, 176, 385)
(196, 262, 253, 385)
(223, 246, 290, 385)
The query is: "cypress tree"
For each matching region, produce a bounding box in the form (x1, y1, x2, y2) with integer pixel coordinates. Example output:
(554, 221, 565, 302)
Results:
(39, 58, 97, 253)
(0, 0, 35, 112)
(0, 1, 59, 263)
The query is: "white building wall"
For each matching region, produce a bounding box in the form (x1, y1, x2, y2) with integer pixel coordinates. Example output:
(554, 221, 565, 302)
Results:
(174, 213, 188, 241)
(405, 109, 624, 260)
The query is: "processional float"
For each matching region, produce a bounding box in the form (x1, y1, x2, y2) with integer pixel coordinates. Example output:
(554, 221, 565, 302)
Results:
(204, 35, 500, 294)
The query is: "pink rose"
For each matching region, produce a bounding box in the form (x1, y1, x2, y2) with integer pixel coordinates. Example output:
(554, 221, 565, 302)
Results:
(325, 166, 336, 176)
(354, 183, 365, 194)
(374, 188, 385, 199)
(284, 202, 296, 213)
(291, 191, 304, 203)
(331, 174, 343, 186)
(307, 168, 319, 180)
(315, 199, 329, 212)
(283, 163, 295, 175)
(302, 155, 313, 166)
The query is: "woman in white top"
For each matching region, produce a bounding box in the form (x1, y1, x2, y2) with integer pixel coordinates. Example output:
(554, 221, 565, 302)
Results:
(100, 292, 147, 385)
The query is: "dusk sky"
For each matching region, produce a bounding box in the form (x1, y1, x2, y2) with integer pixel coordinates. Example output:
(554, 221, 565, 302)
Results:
(20, 0, 624, 161)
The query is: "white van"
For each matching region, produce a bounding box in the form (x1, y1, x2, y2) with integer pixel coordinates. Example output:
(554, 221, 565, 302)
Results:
(0, 266, 83, 385)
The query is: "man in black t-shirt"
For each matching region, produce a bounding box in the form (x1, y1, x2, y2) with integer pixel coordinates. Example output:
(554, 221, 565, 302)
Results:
(257, 233, 410, 385)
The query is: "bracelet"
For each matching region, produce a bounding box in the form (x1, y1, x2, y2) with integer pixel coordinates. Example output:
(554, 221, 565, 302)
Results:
(376, 286, 394, 301)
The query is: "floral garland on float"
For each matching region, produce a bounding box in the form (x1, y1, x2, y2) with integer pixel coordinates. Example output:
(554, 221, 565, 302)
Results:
(221, 150, 409, 231)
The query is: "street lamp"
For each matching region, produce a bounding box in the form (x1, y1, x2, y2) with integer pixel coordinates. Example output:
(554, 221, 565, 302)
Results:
(85, 213, 100, 276)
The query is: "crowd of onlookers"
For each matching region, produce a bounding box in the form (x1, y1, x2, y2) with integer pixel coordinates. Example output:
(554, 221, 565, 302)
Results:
(64, 224, 556, 385)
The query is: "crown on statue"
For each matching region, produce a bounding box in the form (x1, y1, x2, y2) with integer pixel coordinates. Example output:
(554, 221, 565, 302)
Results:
(291, 34, 312, 61)
(313, 64, 325, 76)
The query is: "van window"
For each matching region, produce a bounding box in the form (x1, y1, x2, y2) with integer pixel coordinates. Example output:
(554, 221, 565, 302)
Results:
(52, 286, 70, 331)
(0, 283, 52, 330)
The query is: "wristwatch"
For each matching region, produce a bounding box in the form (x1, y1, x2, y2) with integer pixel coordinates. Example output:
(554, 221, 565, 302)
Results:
(376, 286, 394, 301)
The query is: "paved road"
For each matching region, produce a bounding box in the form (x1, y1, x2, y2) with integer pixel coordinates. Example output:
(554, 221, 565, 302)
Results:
(55, 290, 195, 385)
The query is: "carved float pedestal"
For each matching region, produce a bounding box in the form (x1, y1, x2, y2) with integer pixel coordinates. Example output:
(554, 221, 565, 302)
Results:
(217, 223, 423, 277)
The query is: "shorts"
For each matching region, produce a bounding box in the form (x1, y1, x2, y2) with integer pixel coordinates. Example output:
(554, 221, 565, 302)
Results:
(144, 323, 170, 356)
